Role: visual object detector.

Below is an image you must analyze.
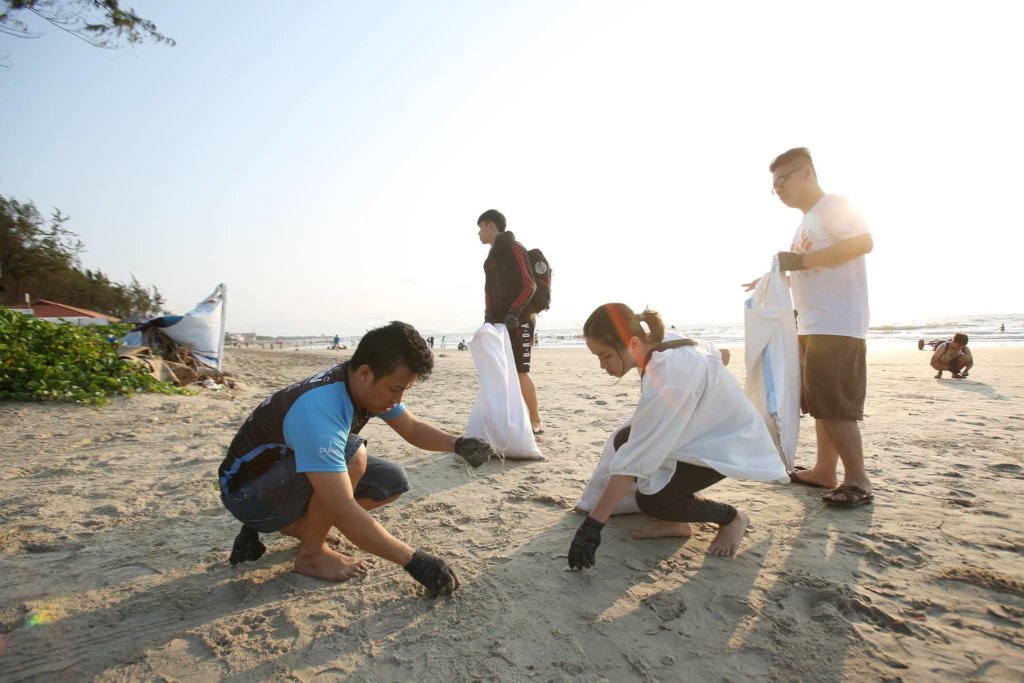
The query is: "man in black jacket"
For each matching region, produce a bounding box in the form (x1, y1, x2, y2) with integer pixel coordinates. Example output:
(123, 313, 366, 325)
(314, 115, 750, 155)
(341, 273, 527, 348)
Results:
(477, 209, 543, 434)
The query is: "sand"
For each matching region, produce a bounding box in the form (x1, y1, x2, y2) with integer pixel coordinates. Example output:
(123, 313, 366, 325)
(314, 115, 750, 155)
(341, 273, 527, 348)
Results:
(1, 345, 1022, 682)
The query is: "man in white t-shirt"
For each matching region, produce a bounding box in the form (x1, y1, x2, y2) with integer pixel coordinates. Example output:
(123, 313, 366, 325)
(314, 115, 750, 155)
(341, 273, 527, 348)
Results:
(744, 147, 874, 507)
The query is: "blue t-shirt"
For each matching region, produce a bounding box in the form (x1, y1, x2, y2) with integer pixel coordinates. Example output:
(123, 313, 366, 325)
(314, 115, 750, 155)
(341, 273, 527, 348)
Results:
(218, 362, 404, 493)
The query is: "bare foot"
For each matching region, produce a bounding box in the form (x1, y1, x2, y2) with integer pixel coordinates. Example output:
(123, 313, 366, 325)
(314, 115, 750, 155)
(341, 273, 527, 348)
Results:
(632, 521, 693, 539)
(294, 545, 371, 582)
(707, 509, 750, 557)
(790, 469, 837, 489)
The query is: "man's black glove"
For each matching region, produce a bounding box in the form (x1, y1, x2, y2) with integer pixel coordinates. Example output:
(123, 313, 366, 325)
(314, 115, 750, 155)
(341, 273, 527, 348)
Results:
(777, 251, 805, 272)
(503, 312, 520, 330)
(454, 436, 497, 467)
(404, 549, 460, 597)
(568, 516, 605, 569)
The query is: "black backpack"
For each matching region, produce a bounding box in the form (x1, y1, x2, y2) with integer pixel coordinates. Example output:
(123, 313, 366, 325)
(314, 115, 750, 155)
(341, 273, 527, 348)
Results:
(528, 248, 551, 312)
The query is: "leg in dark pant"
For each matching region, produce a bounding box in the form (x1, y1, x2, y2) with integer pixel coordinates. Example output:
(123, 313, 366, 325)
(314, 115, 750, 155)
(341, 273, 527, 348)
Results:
(615, 426, 749, 556)
(635, 462, 737, 525)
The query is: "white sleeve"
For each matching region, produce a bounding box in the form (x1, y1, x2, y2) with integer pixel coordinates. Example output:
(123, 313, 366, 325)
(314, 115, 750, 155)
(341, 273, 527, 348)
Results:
(608, 357, 706, 480)
(822, 195, 870, 241)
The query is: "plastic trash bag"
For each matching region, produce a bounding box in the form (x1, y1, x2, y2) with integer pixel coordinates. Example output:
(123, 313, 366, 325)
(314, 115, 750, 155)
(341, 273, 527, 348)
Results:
(744, 260, 800, 471)
(465, 323, 543, 460)
(576, 420, 641, 516)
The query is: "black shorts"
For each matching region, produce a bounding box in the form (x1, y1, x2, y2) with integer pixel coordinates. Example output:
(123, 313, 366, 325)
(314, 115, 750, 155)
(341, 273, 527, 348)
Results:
(508, 318, 535, 373)
(798, 334, 866, 421)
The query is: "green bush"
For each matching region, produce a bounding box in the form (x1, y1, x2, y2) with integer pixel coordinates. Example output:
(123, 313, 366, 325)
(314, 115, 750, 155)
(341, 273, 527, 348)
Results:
(0, 308, 189, 405)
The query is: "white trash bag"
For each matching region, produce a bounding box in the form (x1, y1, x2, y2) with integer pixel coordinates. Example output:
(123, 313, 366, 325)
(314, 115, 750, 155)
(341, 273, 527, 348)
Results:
(465, 324, 544, 460)
(744, 261, 800, 471)
(576, 420, 641, 515)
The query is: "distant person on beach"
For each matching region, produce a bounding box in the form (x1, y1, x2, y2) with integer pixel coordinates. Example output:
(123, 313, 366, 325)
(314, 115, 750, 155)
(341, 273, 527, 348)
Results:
(930, 332, 973, 379)
(477, 208, 543, 434)
(217, 321, 499, 596)
(566, 304, 786, 567)
(743, 147, 874, 508)
(332, 334, 341, 350)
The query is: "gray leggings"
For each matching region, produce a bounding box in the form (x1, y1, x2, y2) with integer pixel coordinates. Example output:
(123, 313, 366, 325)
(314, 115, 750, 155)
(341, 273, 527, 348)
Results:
(614, 426, 737, 526)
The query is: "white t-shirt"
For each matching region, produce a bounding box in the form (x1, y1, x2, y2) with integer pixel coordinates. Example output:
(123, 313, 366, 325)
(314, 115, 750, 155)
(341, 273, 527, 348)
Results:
(789, 194, 871, 338)
(608, 339, 787, 495)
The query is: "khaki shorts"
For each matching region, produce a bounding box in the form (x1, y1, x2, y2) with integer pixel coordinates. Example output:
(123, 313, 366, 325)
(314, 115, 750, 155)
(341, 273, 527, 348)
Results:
(798, 334, 866, 421)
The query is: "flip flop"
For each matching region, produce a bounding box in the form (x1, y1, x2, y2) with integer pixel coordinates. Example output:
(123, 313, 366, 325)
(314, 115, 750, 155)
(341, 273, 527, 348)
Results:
(532, 428, 545, 436)
(789, 471, 827, 488)
(822, 485, 874, 508)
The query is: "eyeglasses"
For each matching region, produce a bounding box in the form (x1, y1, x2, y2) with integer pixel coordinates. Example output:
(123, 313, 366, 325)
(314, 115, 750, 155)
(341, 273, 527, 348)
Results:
(772, 167, 805, 194)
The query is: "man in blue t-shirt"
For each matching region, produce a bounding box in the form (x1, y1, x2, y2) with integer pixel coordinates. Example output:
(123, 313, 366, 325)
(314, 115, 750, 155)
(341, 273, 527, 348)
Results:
(218, 321, 497, 597)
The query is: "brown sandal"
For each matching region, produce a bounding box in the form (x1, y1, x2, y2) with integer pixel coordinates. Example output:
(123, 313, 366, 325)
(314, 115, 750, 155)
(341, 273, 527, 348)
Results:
(823, 485, 874, 508)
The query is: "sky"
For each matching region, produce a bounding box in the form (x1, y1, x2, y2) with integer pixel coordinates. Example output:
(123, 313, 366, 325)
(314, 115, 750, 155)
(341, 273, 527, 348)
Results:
(2, 1, 1021, 336)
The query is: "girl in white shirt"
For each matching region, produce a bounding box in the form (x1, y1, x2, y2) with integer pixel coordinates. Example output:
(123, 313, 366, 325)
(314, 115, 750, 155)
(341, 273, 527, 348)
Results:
(567, 303, 787, 568)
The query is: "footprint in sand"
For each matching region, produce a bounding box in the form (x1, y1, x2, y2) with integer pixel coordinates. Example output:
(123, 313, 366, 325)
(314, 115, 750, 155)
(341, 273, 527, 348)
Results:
(643, 591, 686, 621)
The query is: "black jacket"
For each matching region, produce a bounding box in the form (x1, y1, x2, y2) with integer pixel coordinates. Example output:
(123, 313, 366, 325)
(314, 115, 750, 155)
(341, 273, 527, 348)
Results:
(483, 230, 537, 323)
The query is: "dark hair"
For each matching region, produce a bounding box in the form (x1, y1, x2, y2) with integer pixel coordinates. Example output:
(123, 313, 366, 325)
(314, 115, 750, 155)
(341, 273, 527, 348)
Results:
(350, 321, 433, 380)
(477, 209, 506, 232)
(583, 303, 665, 350)
(769, 147, 815, 174)
(953, 332, 969, 346)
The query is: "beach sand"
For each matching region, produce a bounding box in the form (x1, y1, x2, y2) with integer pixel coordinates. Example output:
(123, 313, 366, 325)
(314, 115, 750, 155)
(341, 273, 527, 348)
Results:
(1, 345, 1022, 682)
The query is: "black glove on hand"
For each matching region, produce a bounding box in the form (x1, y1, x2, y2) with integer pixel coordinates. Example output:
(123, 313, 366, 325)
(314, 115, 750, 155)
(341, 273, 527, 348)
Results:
(454, 436, 497, 467)
(503, 312, 520, 330)
(568, 516, 605, 569)
(404, 549, 460, 597)
(777, 251, 805, 272)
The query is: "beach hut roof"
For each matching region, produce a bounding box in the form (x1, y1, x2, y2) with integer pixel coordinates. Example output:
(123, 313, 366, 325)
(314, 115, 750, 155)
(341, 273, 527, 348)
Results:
(31, 299, 121, 323)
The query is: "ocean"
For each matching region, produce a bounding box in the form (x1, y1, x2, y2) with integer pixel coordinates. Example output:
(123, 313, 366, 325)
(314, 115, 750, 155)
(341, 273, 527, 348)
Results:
(293, 312, 1023, 351)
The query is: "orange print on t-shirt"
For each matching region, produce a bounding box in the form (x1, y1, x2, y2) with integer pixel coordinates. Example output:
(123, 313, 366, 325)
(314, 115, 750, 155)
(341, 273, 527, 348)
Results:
(792, 231, 813, 254)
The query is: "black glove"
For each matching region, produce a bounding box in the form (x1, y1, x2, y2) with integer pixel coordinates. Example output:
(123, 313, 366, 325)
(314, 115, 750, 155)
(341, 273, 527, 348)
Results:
(777, 251, 805, 272)
(229, 524, 266, 566)
(503, 312, 520, 330)
(454, 436, 497, 467)
(568, 516, 605, 569)
(404, 549, 460, 597)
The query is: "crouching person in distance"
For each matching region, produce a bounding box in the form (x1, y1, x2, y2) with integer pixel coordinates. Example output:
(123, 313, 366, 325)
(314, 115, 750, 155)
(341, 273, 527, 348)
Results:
(218, 321, 498, 597)
(568, 304, 787, 569)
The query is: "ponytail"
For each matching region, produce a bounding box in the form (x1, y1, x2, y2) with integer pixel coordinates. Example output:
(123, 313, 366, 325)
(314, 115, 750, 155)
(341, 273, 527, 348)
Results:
(583, 303, 665, 350)
(637, 308, 665, 346)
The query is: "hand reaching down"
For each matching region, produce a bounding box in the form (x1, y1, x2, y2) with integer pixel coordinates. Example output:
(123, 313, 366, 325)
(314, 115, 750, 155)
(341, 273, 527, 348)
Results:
(404, 549, 460, 597)
(454, 436, 498, 468)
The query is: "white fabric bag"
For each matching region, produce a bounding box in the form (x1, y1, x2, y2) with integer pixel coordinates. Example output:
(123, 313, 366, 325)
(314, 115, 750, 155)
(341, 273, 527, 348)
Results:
(744, 260, 800, 471)
(465, 324, 543, 460)
(576, 419, 641, 515)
